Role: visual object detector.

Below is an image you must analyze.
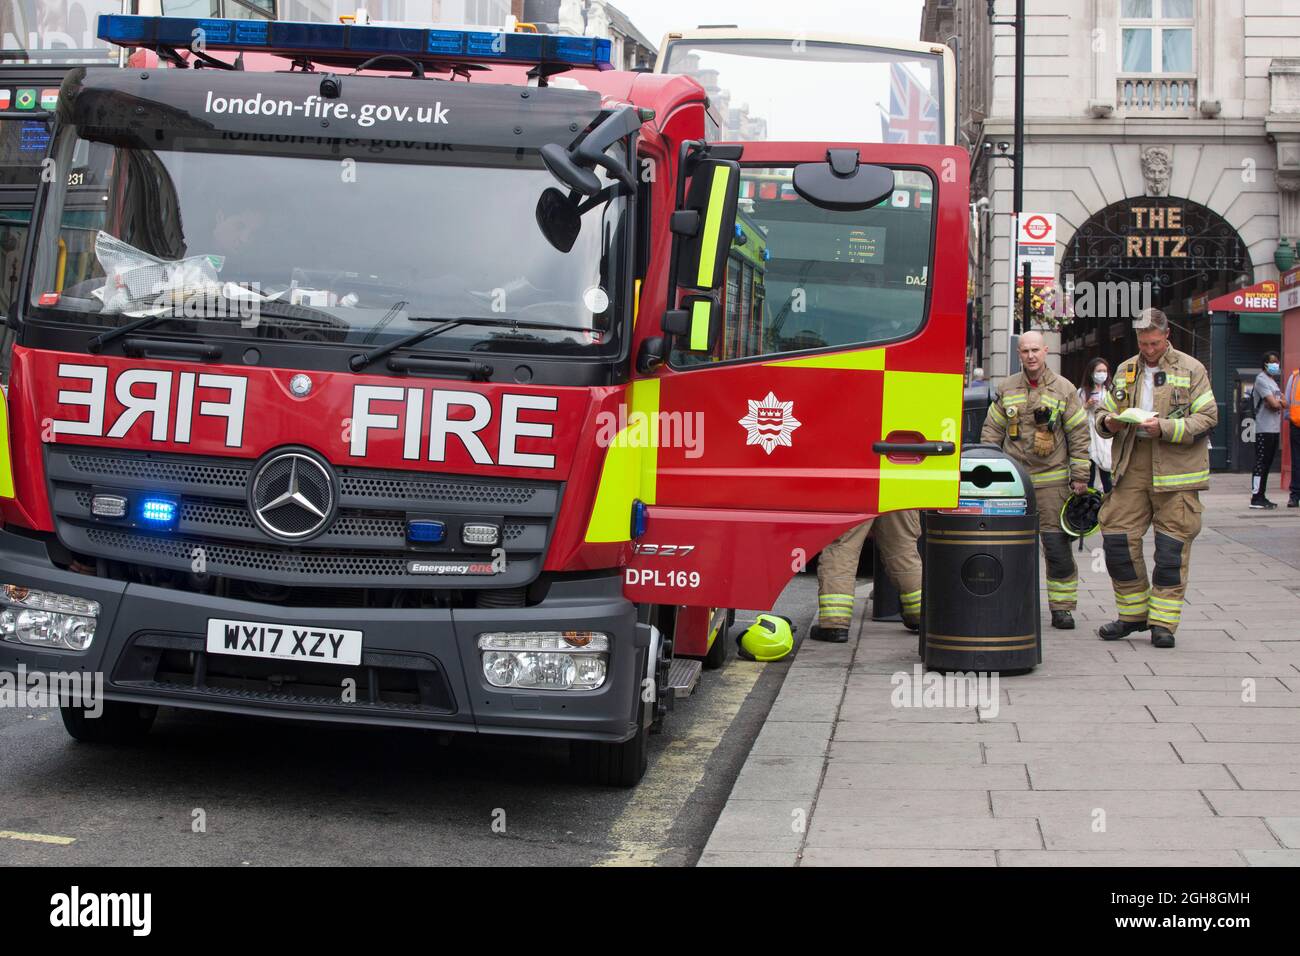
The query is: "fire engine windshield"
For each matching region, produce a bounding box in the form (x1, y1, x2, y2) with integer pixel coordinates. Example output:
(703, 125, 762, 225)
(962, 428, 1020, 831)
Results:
(26, 127, 629, 356)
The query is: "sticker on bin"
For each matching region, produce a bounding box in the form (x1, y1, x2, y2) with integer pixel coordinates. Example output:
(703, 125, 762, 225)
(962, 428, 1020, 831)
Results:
(940, 497, 1028, 516)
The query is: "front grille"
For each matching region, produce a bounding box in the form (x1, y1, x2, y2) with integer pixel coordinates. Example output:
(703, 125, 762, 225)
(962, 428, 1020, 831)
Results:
(67, 453, 251, 488)
(339, 474, 537, 505)
(49, 446, 559, 591)
(115, 632, 456, 716)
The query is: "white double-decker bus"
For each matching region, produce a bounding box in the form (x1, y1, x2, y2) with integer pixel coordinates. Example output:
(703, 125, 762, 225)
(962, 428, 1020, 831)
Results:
(655, 26, 956, 146)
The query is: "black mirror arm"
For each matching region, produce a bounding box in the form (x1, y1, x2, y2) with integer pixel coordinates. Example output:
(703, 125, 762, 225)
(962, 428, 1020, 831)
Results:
(573, 106, 642, 191)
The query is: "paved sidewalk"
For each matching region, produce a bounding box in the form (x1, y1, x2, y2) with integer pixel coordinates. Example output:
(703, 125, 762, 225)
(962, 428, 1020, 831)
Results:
(698, 475, 1300, 866)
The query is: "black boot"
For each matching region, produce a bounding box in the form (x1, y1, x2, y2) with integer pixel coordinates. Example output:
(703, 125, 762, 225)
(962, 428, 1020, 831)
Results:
(809, 625, 848, 644)
(1051, 610, 1075, 630)
(1250, 495, 1278, 510)
(1098, 619, 1147, 640)
(902, 615, 920, 633)
(1150, 626, 1176, 648)
(1288, 496, 1299, 508)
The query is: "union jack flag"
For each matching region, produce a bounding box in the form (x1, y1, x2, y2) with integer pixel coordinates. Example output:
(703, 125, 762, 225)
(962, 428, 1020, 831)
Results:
(881, 62, 939, 145)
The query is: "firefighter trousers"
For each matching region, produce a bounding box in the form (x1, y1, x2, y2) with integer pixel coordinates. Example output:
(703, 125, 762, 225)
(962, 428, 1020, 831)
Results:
(816, 510, 923, 628)
(1034, 482, 1078, 611)
(1097, 438, 1203, 635)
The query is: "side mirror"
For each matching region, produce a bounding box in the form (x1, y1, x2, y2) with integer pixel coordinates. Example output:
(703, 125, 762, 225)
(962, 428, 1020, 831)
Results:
(535, 187, 582, 253)
(662, 293, 721, 353)
(792, 149, 895, 211)
(671, 159, 741, 291)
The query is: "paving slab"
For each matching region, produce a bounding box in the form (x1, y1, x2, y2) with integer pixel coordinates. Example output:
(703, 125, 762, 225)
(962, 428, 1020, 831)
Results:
(827, 741, 984, 764)
(1203, 791, 1300, 816)
(833, 721, 1017, 742)
(804, 815, 1042, 851)
(996, 850, 1246, 866)
(1173, 742, 1300, 764)
(985, 742, 1181, 764)
(1011, 722, 1203, 742)
(811, 788, 992, 818)
(821, 762, 1030, 791)
(1037, 815, 1278, 850)
(801, 848, 998, 866)
(990, 790, 1212, 818)
(1025, 762, 1238, 791)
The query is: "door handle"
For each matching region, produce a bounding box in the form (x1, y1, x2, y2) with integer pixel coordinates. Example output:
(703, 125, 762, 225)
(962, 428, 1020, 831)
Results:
(873, 431, 956, 464)
(872, 441, 956, 456)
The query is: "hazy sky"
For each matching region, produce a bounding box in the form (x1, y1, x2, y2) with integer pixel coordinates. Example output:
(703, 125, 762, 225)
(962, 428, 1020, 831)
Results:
(610, 0, 925, 52)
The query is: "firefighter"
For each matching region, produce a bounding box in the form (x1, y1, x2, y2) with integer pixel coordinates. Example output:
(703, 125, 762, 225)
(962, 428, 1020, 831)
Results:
(811, 509, 922, 642)
(980, 330, 1091, 629)
(1094, 308, 1217, 649)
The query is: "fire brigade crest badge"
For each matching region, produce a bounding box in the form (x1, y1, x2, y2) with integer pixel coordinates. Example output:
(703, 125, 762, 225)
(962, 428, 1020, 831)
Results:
(738, 391, 802, 455)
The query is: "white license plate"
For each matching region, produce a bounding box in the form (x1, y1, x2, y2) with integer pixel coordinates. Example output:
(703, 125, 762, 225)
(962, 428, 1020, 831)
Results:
(206, 618, 363, 666)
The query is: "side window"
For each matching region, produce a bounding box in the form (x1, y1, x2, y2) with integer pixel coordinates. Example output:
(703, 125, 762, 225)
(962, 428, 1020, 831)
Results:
(671, 164, 935, 368)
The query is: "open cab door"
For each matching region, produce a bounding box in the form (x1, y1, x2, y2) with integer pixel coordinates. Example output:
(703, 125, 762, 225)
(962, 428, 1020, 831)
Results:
(605, 141, 968, 611)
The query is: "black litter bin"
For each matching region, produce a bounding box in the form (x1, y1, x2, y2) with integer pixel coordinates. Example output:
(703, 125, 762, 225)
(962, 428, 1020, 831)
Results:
(921, 444, 1041, 672)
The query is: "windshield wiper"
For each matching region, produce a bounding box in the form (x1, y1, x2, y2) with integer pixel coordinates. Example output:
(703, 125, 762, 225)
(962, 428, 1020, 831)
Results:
(349, 316, 602, 372)
(86, 295, 343, 353)
(88, 313, 177, 353)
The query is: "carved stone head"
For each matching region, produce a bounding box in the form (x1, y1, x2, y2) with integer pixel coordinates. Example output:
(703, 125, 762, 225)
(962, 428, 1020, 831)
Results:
(1141, 146, 1172, 197)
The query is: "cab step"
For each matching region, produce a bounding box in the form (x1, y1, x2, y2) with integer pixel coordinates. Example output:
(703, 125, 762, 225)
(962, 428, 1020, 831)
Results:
(667, 658, 702, 699)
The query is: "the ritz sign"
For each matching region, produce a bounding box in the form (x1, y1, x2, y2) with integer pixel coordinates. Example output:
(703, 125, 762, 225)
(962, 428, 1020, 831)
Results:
(1124, 206, 1188, 258)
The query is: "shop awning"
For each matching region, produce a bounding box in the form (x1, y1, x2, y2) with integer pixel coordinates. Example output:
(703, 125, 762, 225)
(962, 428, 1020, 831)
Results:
(1208, 279, 1279, 313)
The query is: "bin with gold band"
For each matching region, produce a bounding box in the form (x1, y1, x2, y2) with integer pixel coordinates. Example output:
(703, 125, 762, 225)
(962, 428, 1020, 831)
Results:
(921, 445, 1042, 672)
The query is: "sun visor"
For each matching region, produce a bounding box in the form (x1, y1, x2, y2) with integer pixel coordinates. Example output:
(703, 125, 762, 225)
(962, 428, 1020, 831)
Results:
(61, 68, 604, 151)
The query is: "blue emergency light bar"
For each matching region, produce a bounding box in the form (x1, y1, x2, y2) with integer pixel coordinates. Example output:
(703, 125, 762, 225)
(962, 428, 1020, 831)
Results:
(97, 14, 613, 70)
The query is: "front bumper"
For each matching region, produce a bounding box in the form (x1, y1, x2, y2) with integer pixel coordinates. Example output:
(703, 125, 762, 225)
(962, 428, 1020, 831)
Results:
(0, 529, 644, 742)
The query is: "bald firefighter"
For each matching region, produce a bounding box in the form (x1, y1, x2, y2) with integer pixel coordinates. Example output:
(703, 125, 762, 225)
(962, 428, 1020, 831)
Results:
(1095, 308, 1216, 649)
(980, 330, 1091, 629)
(811, 509, 923, 642)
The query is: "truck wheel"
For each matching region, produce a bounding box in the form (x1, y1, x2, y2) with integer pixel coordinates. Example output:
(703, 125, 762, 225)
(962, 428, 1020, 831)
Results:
(571, 723, 649, 788)
(59, 701, 158, 744)
(702, 621, 729, 670)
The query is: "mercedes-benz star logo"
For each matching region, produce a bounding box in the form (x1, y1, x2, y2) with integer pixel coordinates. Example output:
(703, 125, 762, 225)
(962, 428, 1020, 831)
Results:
(249, 451, 336, 541)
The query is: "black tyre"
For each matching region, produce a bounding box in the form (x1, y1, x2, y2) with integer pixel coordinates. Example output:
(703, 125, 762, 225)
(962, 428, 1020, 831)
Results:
(59, 701, 158, 744)
(702, 621, 729, 670)
(571, 722, 649, 787)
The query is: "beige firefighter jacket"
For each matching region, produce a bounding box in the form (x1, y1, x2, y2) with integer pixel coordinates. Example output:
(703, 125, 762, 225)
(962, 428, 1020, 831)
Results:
(980, 366, 1091, 488)
(1099, 346, 1217, 493)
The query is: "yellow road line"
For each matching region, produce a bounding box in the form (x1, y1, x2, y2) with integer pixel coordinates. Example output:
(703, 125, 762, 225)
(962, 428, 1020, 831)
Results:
(595, 660, 763, 867)
(0, 830, 76, 845)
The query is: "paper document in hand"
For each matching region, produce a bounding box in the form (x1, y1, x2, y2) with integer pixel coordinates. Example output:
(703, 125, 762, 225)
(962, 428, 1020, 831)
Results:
(1113, 408, 1154, 425)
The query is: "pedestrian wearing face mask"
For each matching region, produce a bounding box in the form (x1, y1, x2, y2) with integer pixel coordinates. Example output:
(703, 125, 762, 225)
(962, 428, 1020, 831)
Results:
(1079, 357, 1114, 493)
(1250, 351, 1285, 510)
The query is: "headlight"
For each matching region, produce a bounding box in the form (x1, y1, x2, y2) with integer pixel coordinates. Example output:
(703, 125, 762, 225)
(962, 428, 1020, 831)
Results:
(476, 631, 609, 690)
(0, 584, 99, 651)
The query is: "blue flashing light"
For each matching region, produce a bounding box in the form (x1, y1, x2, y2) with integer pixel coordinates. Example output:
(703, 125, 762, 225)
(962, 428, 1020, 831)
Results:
(407, 519, 447, 544)
(98, 14, 613, 70)
(138, 496, 179, 529)
(631, 500, 648, 540)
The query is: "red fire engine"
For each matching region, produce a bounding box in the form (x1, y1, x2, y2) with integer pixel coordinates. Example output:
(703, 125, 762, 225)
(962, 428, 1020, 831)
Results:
(0, 14, 966, 785)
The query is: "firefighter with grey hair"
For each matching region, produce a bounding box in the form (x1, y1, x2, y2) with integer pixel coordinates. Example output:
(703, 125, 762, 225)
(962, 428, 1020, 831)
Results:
(980, 329, 1091, 629)
(1094, 307, 1217, 648)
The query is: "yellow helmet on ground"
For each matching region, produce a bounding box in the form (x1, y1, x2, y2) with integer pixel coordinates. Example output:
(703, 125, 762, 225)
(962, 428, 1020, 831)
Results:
(737, 614, 795, 662)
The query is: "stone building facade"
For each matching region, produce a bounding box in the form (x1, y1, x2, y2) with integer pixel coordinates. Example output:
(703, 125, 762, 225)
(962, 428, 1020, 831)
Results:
(924, 0, 1300, 468)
